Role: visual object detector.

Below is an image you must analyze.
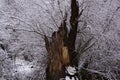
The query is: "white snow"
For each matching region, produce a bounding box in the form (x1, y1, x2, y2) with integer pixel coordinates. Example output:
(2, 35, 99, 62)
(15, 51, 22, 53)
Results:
(15, 58, 34, 75)
(66, 66, 77, 75)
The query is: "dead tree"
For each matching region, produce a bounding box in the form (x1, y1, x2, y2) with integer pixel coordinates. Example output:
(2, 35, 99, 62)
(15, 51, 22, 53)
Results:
(44, 0, 109, 80)
(44, 0, 80, 80)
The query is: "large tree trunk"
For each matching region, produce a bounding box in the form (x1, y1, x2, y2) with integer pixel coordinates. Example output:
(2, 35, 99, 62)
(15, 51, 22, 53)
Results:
(44, 0, 80, 80)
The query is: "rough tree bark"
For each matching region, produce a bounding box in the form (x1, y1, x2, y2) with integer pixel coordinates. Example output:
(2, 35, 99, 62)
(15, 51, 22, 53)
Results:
(44, 0, 80, 80)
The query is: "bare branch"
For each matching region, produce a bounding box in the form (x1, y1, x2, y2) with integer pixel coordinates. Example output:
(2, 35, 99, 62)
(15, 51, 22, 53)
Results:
(10, 16, 33, 28)
(82, 67, 106, 77)
(57, 0, 64, 19)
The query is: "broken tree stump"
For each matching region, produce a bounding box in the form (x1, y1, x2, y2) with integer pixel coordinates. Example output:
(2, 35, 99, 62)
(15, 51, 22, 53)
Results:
(44, 0, 80, 80)
(43, 0, 110, 80)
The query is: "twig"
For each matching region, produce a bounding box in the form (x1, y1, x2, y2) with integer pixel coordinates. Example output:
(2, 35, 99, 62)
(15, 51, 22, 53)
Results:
(10, 16, 33, 28)
(57, 0, 64, 19)
(41, 0, 59, 29)
(82, 67, 106, 76)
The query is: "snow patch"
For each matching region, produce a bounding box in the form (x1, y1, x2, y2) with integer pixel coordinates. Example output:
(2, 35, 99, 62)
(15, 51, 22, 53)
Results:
(15, 58, 34, 75)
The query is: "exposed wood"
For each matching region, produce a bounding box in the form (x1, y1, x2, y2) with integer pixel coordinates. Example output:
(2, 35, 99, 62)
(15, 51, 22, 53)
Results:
(45, 28, 70, 80)
(44, 0, 82, 80)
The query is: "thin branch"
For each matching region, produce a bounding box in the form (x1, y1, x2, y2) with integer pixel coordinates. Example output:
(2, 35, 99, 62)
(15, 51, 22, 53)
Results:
(7, 27, 47, 38)
(34, 1, 59, 29)
(10, 16, 52, 38)
(82, 67, 107, 77)
(41, 0, 59, 29)
(81, 39, 96, 53)
(32, 21, 43, 35)
(10, 16, 33, 28)
(57, 0, 64, 19)
(50, 14, 59, 28)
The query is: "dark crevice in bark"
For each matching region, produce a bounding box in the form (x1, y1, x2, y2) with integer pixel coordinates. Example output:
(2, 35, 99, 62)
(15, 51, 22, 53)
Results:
(68, 0, 81, 67)
(68, 0, 79, 50)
